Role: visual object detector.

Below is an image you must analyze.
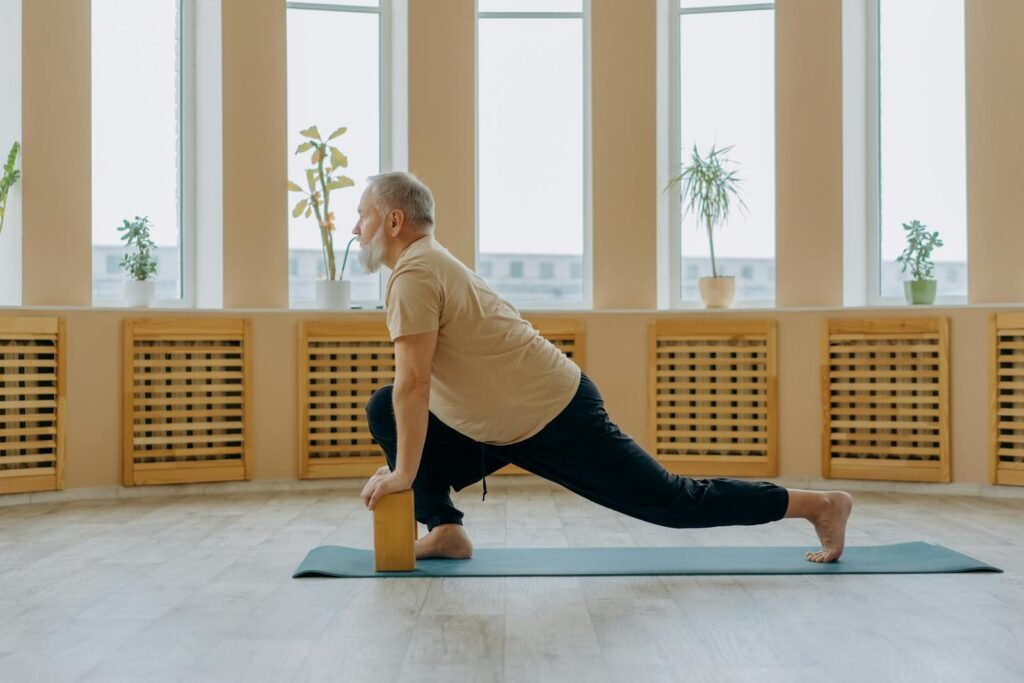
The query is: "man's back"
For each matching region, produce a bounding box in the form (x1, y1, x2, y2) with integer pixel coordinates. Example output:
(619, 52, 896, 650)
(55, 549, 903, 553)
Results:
(385, 235, 581, 445)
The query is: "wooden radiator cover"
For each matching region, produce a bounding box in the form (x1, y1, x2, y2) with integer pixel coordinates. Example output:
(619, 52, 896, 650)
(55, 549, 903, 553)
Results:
(648, 320, 777, 478)
(123, 319, 250, 486)
(991, 313, 1024, 486)
(524, 318, 586, 373)
(822, 318, 950, 483)
(299, 321, 394, 479)
(0, 317, 65, 495)
(299, 318, 586, 479)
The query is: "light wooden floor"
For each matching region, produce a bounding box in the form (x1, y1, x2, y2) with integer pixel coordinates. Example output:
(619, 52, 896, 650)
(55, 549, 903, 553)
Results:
(1, 479, 1022, 683)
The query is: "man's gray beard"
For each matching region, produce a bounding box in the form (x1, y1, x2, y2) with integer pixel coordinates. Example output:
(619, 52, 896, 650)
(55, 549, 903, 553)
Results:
(357, 229, 386, 274)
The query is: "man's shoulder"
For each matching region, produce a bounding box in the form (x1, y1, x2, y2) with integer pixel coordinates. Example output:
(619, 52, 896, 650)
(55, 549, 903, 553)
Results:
(386, 265, 437, 301)
(397, 244, 472, 281)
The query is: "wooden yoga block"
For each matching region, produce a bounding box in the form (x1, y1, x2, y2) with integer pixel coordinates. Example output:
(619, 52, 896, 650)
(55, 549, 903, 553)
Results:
(373, 489, 417, 572)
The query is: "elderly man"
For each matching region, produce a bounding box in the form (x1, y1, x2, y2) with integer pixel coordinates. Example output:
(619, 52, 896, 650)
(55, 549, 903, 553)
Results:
(357, 172, 852, 563)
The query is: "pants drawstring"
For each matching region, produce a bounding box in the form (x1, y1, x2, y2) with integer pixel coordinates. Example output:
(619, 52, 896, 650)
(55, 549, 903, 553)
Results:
(479, 443, 488, 502)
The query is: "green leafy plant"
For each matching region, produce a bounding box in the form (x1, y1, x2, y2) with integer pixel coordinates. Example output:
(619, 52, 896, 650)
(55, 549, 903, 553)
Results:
(667, 144, 746, 278)
(118, 216, 158, 281)
(288, 125, 356, 280)
(0, 141, 21, 235)
(896, 219, 943, 280)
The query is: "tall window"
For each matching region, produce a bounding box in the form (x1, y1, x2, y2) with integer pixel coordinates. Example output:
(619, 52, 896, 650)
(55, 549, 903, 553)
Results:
(287, 1, 388, 307)
(477, 0, 589, 308)
(673, 1, 775, 305)
(875, 0, 966, 301)
(92, 0, 187, 304)
(0, 0, 21, 305)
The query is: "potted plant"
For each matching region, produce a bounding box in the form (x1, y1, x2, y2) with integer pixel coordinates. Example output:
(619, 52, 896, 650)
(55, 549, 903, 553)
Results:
(0, 141, 20, 236)
(896, 219, 942, 305)
(668, 144, 746, 308)
(288, 125, 357, 309)
(118, 216, 158, 307)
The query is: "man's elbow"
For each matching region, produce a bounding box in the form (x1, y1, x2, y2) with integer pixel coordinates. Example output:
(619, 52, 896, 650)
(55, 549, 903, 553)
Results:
(394, 376, 431, 396)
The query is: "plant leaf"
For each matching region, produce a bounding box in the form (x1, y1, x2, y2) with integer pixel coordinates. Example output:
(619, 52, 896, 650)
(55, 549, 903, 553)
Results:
(306, 169, 316, 192)
(295, 141, 313, 154)
(287, 181, 304, 192)
(299, 126, 322, 140)
(311, 149, 321, 165)
(330, 147, 348, 169)
(326, 176, 355, 191)
(292, 198, 309, 218)
(328, 127, 347, 141)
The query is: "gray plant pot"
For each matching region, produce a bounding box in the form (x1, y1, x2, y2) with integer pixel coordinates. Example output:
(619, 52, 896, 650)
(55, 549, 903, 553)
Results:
(904, 279, 937, 305)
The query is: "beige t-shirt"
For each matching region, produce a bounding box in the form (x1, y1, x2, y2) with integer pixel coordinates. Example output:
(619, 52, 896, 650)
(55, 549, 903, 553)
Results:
(385, 235, 582, 446)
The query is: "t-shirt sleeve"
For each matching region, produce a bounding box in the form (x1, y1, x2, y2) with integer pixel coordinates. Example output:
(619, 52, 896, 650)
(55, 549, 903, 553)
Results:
(386, 269, 442, 341)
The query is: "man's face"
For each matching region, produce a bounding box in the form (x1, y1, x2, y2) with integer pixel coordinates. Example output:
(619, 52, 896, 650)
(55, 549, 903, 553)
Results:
(353, 189, 387, 274)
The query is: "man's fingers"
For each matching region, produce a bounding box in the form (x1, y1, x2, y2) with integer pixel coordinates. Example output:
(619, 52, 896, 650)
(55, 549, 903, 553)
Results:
(367, 476, 400, 510)
(360, 475, 383, 508)
(367, 486, 382, 510)
(363, 472, 410, 511)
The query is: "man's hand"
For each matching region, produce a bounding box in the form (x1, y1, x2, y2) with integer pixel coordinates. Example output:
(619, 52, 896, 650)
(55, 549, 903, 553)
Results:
(360, 468, 413, 510)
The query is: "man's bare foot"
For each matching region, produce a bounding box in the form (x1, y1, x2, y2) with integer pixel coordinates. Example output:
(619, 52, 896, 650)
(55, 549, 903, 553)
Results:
(805, 491, 853, 563)
(415, 523, 473, 560)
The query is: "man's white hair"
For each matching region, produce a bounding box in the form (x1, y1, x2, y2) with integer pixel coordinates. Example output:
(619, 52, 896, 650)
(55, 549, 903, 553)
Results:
(366, 172, 435, 236)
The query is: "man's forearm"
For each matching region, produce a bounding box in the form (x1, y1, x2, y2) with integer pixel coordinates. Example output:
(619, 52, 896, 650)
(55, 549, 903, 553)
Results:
(391, 381, 430, 486)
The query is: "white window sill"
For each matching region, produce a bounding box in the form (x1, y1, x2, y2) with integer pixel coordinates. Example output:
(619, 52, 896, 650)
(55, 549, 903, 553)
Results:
(3, 301, 1020, 315)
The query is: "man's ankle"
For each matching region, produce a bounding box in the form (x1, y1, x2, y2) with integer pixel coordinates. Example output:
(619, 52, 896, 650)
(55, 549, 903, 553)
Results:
(783, 489, 825, 521)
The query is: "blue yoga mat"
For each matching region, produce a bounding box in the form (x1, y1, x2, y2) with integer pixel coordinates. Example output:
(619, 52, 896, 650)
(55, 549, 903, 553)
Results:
(292, 541, 1000, 578)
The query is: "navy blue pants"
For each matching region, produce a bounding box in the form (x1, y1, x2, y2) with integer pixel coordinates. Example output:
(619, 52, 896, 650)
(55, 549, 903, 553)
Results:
(364, 372, 789, 531)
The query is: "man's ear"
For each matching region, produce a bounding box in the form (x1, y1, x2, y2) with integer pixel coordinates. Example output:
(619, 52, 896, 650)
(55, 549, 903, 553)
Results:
(390, 209, 405, 234)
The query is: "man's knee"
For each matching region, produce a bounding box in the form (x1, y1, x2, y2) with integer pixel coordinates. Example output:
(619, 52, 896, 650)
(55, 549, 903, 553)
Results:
(365, 384, 395, 428)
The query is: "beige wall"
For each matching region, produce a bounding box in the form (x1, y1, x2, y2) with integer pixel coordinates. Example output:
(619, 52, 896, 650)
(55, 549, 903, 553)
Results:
(222, 0, 289, 308)
(9, 1, 1024, 491)
(408, 0, 476, 269)
(591, 0, 657, 309)
(0, 306, 1002, 489)
(21, 0, 92, 306)
(966, 0, 1024, 304)
(774, 0, 844, 307)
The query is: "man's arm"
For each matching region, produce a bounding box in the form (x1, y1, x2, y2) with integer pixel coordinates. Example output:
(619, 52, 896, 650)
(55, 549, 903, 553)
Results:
(361, 329, 438, 509)
(391, 329, 438, 485)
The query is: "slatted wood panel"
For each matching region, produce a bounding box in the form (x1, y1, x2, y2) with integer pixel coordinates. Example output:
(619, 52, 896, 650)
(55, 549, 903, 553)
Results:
(299, 319, 587, 479)
(991, 313, 1024, 486)
(523, 317, 586, 375)
(648, 320, 777, 478)
(498, 318, 587, 475)
(299, 321, 394, 479)
(822, 318, 950, 483)
(0, 317, 65, 495)
(123, 319, 250, 486)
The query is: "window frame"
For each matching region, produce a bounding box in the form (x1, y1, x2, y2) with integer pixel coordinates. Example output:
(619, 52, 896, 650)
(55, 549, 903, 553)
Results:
(178, 0, 196, 308)
(91, 0, 196, 308)
(286, 1, 394, 310)
(474, 1, 593, 311)
(865, 0, 967, 306)
(667, 1, 776, 310)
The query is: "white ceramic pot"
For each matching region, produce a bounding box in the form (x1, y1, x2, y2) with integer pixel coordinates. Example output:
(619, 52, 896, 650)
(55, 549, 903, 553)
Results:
(315, 279, 351, 310)
(698, 276, 736, 309)
(124, 280, 157, 308)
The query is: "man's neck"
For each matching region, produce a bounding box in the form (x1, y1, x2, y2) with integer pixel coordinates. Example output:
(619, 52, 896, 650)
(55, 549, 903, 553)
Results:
(384, 234, 429, 270)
